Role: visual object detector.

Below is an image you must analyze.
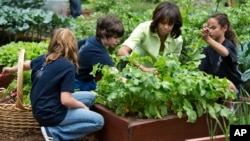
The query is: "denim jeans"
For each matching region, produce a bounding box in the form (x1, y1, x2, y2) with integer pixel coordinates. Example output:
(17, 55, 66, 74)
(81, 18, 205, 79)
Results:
(47, 91, 104, 141)
(69, 0, 82, 18)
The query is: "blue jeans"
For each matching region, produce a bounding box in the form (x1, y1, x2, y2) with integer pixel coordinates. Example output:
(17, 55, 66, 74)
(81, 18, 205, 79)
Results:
(47, 91, 104, 141)
(69, 0, 82, 18)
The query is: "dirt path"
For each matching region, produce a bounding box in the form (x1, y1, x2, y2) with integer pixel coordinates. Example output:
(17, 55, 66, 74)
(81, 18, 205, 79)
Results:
(0, 132, 97, 141)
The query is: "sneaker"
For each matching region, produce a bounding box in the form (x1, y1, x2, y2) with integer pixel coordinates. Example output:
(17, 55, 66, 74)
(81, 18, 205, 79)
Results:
(41, 126, 54, 141)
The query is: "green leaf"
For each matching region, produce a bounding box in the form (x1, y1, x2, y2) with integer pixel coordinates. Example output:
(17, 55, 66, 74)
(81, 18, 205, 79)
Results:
(208, 105, 217, 119)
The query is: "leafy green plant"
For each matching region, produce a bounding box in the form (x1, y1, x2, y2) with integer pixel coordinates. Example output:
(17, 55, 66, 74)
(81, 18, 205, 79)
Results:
(93, 54, 235, 123)
(238, 42, 250, 76)
(0, 5, 72, 42)
(90, 0, 117, 13)
(237, 41, 250, 93)
(0, 41, 48, 66)
(233, 100, 250, 125)
(0, 0, 45, 8)
(226, 2, 250, 42)
(70, 14, 100, 40)
(209, 89, 250, 141)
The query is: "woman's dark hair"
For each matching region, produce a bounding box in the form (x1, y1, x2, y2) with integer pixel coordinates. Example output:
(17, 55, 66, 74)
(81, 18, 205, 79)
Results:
(96, 15, 124, 40)
(150, 1, 182, 38)
(209, 13, 237, 47)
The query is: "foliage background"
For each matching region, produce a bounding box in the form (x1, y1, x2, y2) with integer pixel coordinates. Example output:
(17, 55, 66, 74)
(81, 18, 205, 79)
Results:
(73, 0, 250, 63)
(0, 0, 249, 140)
(1, 0, 250, 110)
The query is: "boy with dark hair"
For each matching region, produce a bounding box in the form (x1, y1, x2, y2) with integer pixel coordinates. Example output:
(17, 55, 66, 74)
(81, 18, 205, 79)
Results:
(75, 15, 125, 91)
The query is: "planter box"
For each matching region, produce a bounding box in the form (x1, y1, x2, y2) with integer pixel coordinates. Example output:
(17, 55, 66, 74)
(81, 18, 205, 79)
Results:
(81, 10, 94, 16)
(66, 9, 95, 17)
(185, 134, 227, 141)
(92, 104, 223, 141)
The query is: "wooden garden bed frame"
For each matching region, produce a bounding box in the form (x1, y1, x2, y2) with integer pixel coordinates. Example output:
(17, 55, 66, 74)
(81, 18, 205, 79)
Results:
(92, 104, 223, 141)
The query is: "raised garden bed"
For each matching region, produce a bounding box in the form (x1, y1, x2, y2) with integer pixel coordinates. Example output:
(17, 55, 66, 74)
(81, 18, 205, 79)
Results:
(92, 104, 224, 141)
(185, 134, 227, 141)
(66, 9, 95, 17)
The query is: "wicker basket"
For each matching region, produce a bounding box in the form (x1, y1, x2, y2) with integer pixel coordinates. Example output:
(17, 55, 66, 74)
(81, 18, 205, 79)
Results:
(0, 49, 40, 133)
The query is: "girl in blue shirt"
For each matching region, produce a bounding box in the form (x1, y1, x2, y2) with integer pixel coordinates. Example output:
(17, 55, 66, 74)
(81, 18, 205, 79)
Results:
(2, 28, 104, 141)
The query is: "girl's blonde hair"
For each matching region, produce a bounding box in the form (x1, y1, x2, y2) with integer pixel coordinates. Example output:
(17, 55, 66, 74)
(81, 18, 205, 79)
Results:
(46, 28, 79, 71)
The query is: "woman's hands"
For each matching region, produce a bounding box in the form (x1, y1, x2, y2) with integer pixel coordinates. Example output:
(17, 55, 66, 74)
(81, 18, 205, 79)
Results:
(139, 65, 158, 75)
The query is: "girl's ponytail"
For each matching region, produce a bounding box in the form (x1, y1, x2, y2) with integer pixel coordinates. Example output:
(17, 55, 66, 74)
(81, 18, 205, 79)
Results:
(225, 27, 237, 47)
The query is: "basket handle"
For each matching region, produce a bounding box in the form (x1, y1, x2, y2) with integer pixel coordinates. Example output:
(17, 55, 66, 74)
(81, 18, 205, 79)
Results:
(16, 49, 25, 110)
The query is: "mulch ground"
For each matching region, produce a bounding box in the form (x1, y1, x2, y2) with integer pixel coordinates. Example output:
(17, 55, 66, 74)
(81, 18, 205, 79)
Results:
(0, 131, 98, 141)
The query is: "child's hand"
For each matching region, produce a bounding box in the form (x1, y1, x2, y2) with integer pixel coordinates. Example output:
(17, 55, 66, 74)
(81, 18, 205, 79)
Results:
(2, 67, 16, 75)
(227, 80, 238, 94)
(200, 23, 210, 40)
(83, 105, 89, 110)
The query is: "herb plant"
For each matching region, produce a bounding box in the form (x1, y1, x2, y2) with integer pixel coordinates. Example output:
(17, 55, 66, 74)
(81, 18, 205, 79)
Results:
(93, 54, 235, 123)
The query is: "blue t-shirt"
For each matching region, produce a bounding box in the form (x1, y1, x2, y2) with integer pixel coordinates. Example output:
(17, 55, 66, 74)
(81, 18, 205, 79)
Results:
(30, 55, 75, 126)
(199, 39, 243, 89)
(76, 36, 114, 82)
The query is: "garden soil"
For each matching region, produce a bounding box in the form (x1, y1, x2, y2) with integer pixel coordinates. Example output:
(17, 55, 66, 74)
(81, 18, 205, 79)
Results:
(0, 131, 98, 141)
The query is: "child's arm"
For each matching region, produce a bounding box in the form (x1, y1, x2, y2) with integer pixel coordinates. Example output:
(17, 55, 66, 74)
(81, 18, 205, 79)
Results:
(1, 60, 31, 75)
(200, 24, 229, 57)
(61, 91, 89, 110)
